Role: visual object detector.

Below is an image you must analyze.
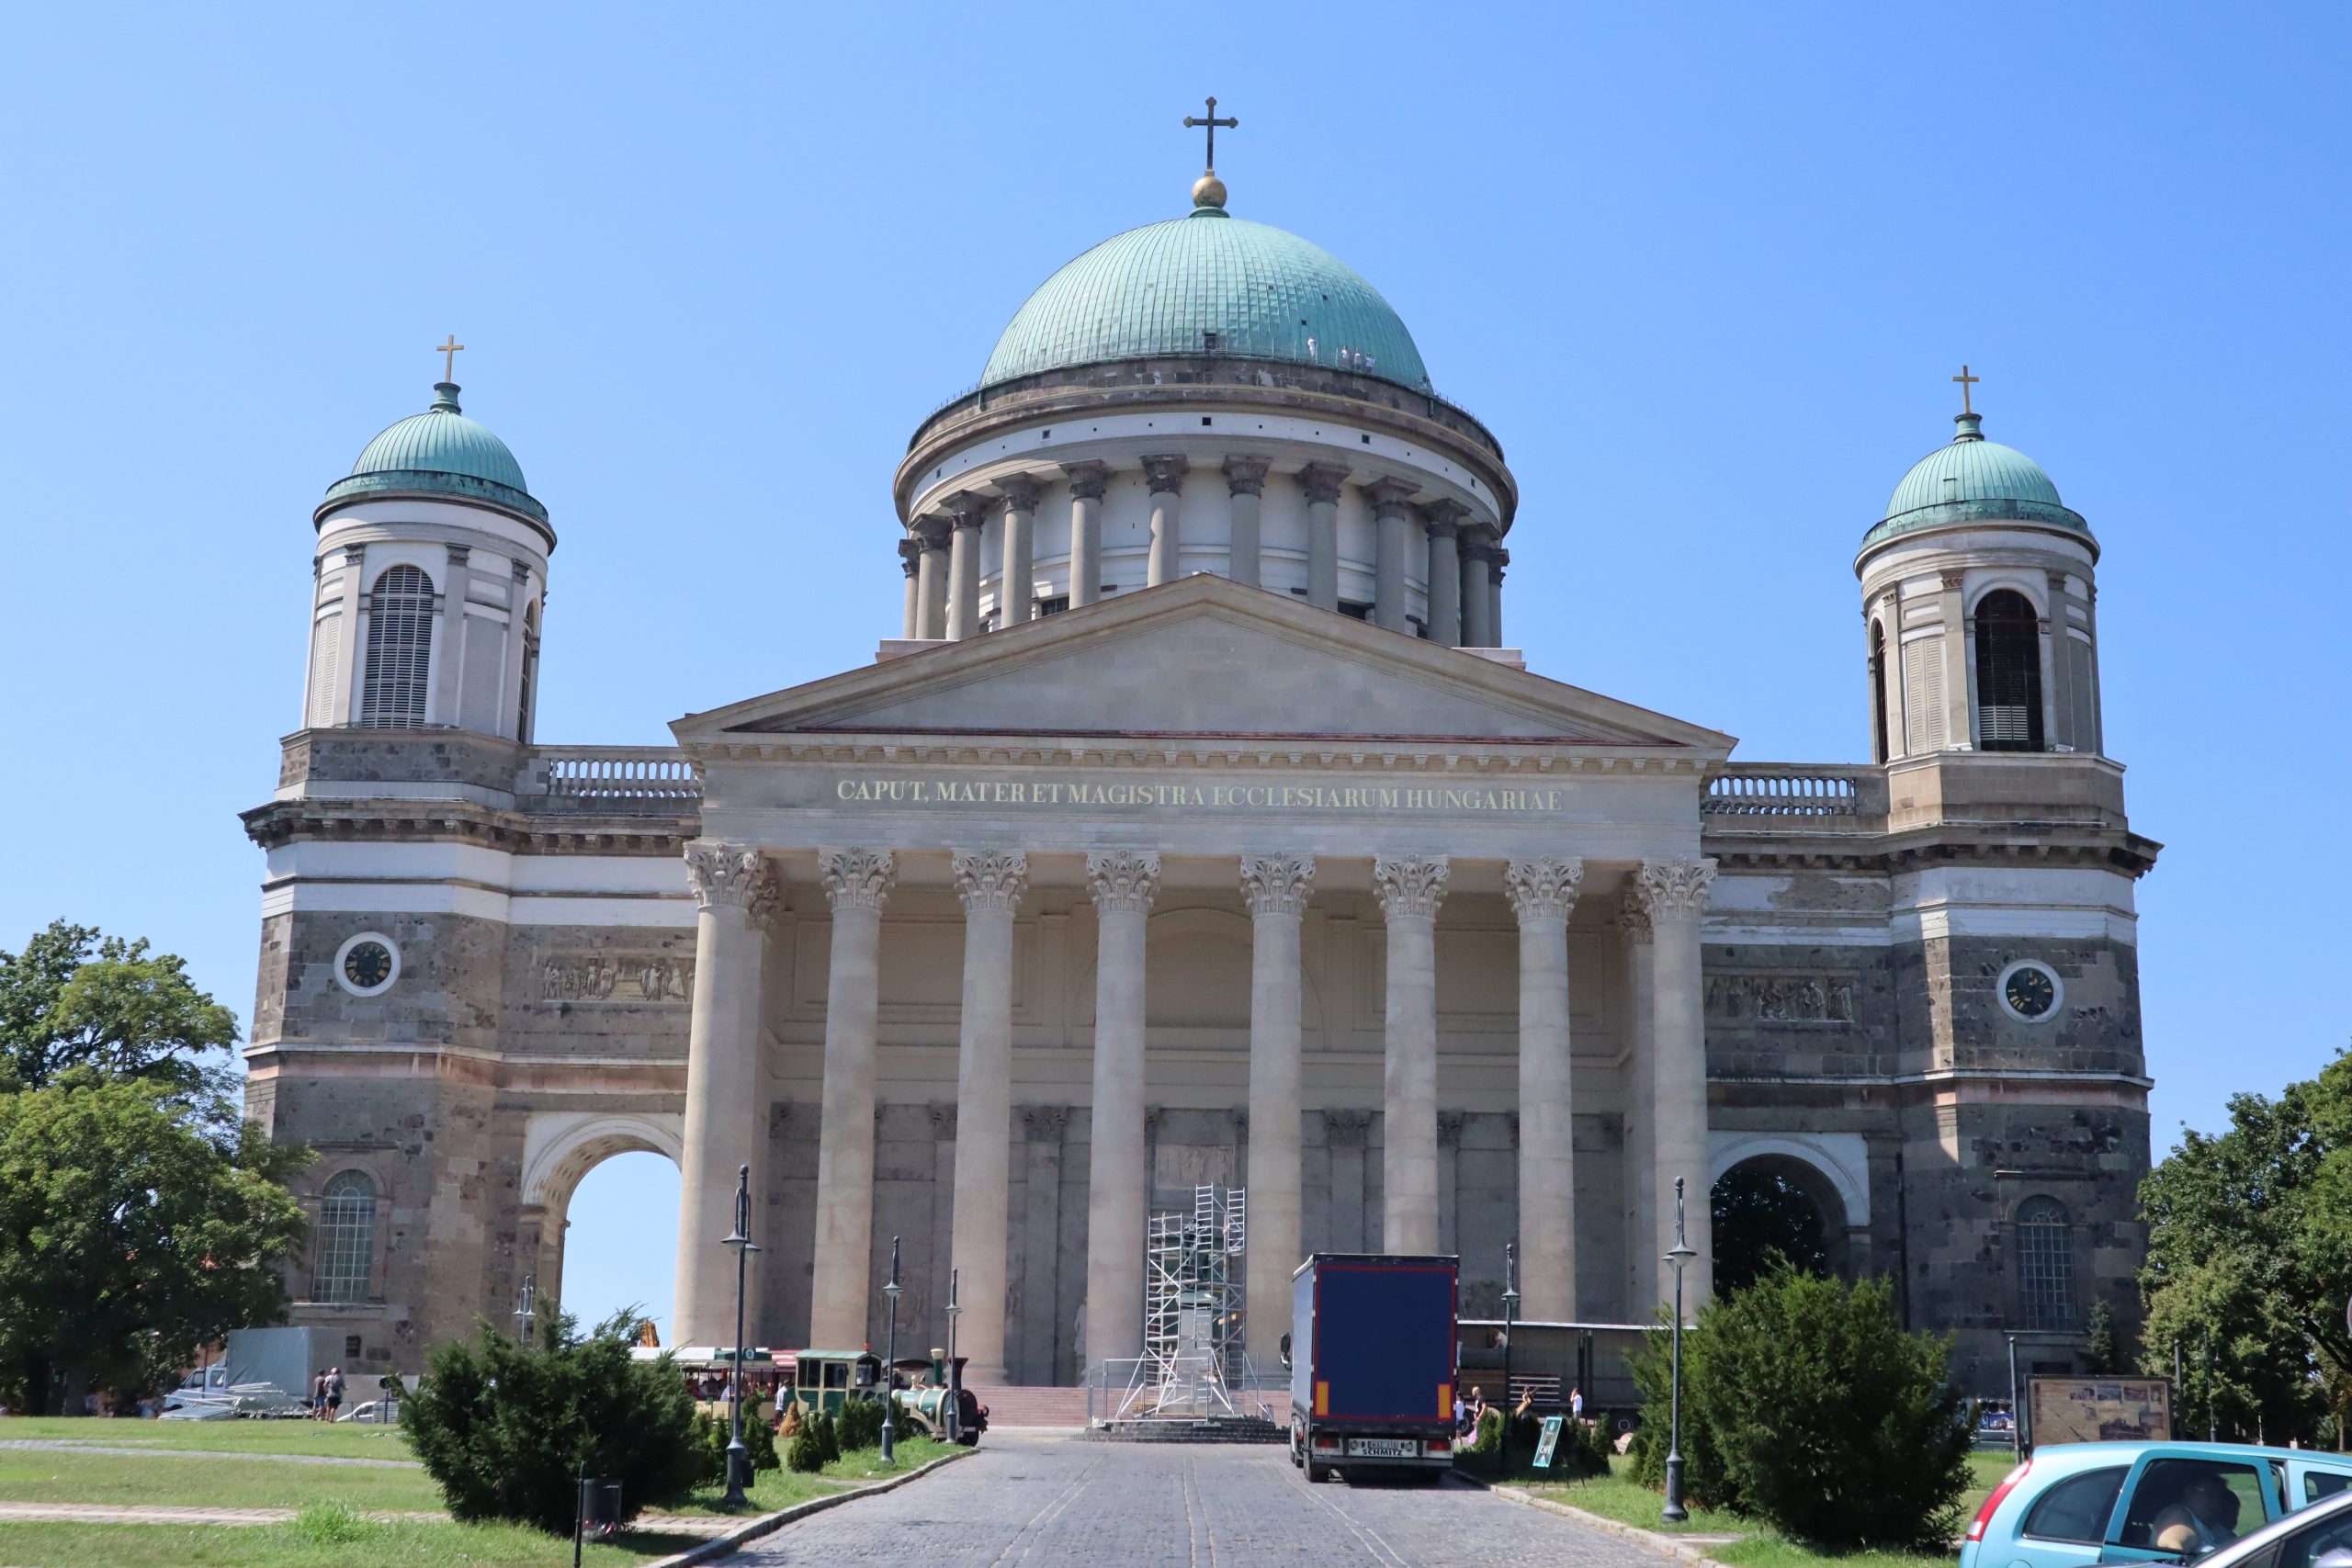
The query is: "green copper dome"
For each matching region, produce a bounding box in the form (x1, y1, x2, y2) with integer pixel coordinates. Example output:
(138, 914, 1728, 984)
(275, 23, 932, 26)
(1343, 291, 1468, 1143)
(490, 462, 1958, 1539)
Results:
(321, 383, 547, 526)
(1864, 413, 2088, 549)
(982, 206, 1430, 391)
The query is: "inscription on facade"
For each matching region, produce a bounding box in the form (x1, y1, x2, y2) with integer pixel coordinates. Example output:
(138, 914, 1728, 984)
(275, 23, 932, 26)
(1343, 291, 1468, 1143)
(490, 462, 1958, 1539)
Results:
(540, 954, 695, 1003)
(833, 775, 1567, 815)
(1705, 974, 1857, 1024)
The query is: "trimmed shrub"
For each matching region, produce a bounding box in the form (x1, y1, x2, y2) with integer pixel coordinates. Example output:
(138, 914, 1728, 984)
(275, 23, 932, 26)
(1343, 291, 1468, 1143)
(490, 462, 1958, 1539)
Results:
(786, 1413, 828, 1473)
(1628, 1265, 1972, 1549)
(689, 1408, 779, 1486)
(401, 1306, 701, 1535)
(836, 1394, 885, 1453)
(812, 1409, 841, 1466)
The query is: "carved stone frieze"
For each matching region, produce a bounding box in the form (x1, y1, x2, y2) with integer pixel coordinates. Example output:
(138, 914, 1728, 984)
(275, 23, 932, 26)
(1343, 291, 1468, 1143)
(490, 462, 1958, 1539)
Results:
(1087, 850, 1161, 913)
(1636, 857, 1717, 920)
(953, 850, 1030, 912)
(1239, 852, 1315, 916)
(1504, 855, 1584, 923)
(1706, 973, 1858, 1024)
(820, 848, 896, 912)
(539, 953, 694, 1003)
(1373, 854, 1450, 920)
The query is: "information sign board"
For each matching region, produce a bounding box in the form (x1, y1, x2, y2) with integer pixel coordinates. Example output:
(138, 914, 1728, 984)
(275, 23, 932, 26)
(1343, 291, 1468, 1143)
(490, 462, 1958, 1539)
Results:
(1532, 1415, 1565, 1470)
(2027, 1376, 2173, 1448)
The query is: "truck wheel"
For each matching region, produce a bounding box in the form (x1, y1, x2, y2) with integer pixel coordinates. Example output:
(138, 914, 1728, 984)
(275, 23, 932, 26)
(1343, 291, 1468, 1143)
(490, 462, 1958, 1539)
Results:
(1305, 1459, 1329, 1483)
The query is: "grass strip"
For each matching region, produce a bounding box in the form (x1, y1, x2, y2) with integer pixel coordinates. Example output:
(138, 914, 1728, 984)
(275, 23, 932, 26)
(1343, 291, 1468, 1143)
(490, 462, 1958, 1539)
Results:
(0, 1501, 700, 1565)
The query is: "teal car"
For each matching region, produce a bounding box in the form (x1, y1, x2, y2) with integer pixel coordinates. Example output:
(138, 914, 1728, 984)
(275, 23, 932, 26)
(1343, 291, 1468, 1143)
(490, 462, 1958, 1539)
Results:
(1963, 1443, 2352, 1568)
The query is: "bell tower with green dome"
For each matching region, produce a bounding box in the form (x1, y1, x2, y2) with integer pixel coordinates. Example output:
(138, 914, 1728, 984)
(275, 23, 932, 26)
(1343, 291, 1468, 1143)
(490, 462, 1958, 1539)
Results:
(891, 163, 1521, 653)
(300, 363, 554, 741)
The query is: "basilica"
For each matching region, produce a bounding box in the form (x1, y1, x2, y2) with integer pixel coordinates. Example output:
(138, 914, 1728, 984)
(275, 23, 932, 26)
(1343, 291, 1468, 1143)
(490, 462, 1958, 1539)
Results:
(242, 152, 2158, 1397)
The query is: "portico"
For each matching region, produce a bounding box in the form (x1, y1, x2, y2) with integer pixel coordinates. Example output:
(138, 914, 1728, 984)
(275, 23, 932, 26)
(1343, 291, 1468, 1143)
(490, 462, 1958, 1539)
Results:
(666, 574, 1731, 1377)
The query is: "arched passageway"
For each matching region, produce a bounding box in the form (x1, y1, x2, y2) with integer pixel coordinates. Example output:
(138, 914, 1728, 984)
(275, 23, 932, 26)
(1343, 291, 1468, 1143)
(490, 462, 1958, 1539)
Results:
(517, 1112, 683, 1341)
(1710, 1153, 1854, 1297)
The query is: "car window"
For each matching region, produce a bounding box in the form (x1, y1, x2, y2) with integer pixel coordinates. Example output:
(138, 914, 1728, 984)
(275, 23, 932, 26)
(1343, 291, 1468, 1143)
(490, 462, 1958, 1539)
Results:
(2024, 1466, 2129, 1543)
(2309, 1474, 2352, 1506)
(2120, 1459, 2267, 1551)
(2271, 1503, 2352, 1568)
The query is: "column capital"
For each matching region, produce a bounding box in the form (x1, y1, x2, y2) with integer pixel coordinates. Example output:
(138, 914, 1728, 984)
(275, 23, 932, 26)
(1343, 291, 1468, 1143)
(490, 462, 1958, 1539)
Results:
(897, 537, 922, 577)
(1299, 461, 1350, 505)
(1141, 454, 1190, 494)
(1461, 522, 1501, 558)
(945, 493, 988, 531)
(1222, 455, 1272, 496)
(1086, 849, 1161, 913)
(1505, 856, 1585, 922)
(1367, 476, 1419, 519)
(684, 840, 779, 919)
(1618, 885, 1654, 944)
(1373, 853, 1450, 920)
(952, 850, 1030, 912)
(1060, 459, 1111, 501)
(1636, 857, 1718, 920)
(1239, 852, 1315, 916)
(913, 514, 952, 550)
(820, 848, 896, 913)
(997, 472, 1044, 513)
(446, 543, 472, 566)
(1420, 499, 1469, 536)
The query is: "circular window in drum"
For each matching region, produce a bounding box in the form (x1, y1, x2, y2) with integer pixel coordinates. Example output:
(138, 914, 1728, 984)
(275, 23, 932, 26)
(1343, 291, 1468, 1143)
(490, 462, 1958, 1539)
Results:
(334, 932, 401, 998)
(1997, 960, 2062, 1022)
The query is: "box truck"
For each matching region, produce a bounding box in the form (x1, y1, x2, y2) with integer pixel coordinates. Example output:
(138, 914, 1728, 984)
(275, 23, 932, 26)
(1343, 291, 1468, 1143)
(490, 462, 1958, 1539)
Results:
(1286, 1253, 1458, 1482)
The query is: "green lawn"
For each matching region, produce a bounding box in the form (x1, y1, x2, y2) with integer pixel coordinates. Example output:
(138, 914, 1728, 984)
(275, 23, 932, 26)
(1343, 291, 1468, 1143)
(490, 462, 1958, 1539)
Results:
(0, 1507, 705, 1566)
(0, 1449, 444, 1512)
(663, 1435, 963, 1517)
(0, 1416, 416, 1459)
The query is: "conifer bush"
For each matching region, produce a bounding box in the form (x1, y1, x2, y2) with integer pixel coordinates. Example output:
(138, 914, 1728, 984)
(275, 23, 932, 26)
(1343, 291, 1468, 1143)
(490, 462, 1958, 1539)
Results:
(835, 1394, 886, 1452)
(1628, 1265, 1972, 1549)
(689, 1407, 779, 1485)
(786, 1411, 829, 1473)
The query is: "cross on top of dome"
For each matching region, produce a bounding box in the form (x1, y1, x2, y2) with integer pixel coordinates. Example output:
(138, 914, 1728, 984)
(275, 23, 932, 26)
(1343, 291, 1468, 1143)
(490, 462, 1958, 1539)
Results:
(1182, 95, 1238, 211)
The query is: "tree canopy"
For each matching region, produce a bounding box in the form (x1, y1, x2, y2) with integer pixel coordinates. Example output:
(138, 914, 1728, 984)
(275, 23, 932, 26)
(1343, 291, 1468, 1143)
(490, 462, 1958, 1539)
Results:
(1712, 1163, 1833, 1298)
(0, 919, 238, 1100)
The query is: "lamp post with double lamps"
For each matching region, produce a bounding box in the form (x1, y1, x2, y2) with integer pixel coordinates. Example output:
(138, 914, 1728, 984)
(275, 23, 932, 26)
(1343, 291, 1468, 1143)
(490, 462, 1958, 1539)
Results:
(514, 1273, 537, 1346)
(881, 1236, 903, 1464)
(718, 1164, 761, 1510)
(944, 1268, 962, 1444)
(1662, 1176, 1699, 1525)
(1500, 1241, 1521, 1472)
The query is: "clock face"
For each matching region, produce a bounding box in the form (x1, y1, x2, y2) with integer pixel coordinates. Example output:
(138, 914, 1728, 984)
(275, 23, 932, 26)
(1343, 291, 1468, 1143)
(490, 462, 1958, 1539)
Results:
(335, 935, 400, 996)
(2002, 964, 2058, 1021)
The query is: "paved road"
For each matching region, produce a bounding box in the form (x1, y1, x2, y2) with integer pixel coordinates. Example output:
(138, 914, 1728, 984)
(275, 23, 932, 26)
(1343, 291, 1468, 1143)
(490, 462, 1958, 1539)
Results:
(735, 1432, 1669, 1567)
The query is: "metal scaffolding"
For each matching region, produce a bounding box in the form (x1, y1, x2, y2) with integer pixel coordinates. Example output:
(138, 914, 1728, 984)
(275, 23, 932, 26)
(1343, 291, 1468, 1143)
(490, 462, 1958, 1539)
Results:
(1128, 1184, 1254, 1417)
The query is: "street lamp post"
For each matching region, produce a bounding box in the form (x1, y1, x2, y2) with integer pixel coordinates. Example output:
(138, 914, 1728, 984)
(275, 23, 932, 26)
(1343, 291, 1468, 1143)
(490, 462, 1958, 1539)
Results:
(514, 1273, 537, 1347)
(2007, 1334, 2023, 1462)
(944, 1268, 962, 1445)
(1663, 1177, 1699, 1525)
(881, 1235, 903, 1465)
(718, 1163, 761, 1510)
(1500, 1240, 1521, 1474)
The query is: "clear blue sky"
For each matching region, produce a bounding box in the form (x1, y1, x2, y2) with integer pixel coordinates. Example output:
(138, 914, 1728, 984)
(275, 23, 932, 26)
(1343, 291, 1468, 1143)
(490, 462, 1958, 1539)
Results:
(5, 5, 2346, 1342)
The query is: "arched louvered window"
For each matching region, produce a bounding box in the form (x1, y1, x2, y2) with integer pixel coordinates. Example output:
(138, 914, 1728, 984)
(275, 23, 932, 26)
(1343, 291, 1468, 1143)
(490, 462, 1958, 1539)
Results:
(516, 600, 540, 743)
(311, 1170, 378, 1303)
(1973, 590, 2045, 751)
(1869, 619, 1890, 764)
(359, 566, 435, 728)
(2014, 1195, 2075, 1330)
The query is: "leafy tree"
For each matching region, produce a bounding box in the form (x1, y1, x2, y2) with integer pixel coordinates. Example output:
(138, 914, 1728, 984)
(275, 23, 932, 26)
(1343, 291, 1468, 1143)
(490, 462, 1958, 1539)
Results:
(2136, 1048, 2352, 1444)
(401, 1307, 702, 1534)
(2085, 1301, 2132, 1376)
(1629, 1266, 1972, 1549)
(0, 920, 238, 1102)
(1712, 1165, 1831, 1298)
(0, 1073, 309, 1413)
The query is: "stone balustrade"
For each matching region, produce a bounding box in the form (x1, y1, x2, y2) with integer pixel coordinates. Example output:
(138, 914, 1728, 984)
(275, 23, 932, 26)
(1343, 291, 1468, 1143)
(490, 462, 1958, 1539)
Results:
(1702, 764, 1884, 825)
(528, 749, 704, 806)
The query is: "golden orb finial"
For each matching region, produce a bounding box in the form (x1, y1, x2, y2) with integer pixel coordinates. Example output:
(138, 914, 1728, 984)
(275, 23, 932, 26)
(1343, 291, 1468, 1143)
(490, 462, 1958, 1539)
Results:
(1192, 172, 1228, 210)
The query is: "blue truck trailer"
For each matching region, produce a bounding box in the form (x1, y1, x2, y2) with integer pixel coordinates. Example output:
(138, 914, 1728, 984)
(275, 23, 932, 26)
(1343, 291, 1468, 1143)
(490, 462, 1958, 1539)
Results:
(1286, 1253, 1459, 1482)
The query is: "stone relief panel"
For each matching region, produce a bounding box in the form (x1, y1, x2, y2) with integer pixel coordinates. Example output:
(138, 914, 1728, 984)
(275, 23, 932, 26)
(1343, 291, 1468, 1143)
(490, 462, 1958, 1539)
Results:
(538, 953, 695, 1003)
(1705, 973, 1858, 1025)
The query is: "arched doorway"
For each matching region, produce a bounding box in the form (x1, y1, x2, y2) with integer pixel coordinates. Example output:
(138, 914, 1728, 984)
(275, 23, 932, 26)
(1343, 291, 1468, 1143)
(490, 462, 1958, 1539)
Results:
(517, 1111, 683, 1341)
(1710, 1149, 1857, 1297)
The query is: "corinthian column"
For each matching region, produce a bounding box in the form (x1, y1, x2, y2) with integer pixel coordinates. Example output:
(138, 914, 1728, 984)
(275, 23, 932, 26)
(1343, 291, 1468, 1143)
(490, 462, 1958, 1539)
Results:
(948, 850, 1028, 1383)
(1143, 455, 1188, 586)
(1301, 462, 1348, 612)
(1368, 478, 1418, 634)
(1422, 502, 1466, 646)
(1224, 457, 1272, 588)
(808, 849, 895, 1348)
(675, 841, 776, 1347)
(945, 496, 985, 640)
(1618, 886, 1658, 1314)
(897, 538, 922, 640)
(1374, 854, 1449, 1253)
(1461, 527, 1498, 648)
(1241, 852, 1313, 1371)
(1506, 855, 1583, 1321)
(914, 516, 950, 639)
(998, 474, 1041, 627)
(1082, 850, 1159, 1368)
(1639, 857, 1716, 1306)
(1063, 461, 1108, 608)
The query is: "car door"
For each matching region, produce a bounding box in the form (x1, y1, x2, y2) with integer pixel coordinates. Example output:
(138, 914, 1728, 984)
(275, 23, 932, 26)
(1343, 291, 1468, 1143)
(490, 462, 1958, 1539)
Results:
(2106, 1455, 2281, 1563)
(2011, 1464, 2132, 1568)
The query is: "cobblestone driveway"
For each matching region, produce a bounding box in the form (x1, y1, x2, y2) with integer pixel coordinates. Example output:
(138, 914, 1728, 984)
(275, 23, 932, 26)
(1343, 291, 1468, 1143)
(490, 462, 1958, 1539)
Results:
(735, 1432, 1669, 1567)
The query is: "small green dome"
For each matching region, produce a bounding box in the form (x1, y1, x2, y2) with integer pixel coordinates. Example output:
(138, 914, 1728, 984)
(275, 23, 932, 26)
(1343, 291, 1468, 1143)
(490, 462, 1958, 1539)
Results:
(322, 383, 547, 526)
(983, 207, 1430, 391)
(1864, 413, 2088, 549)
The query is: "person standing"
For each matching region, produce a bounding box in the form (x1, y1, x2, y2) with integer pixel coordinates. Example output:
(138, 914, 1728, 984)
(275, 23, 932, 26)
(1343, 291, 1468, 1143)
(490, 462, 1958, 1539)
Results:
(1570, 1385, 1585, 1422)
(324, 1367, 345, 1421)
(311, 1371, 327, 1420)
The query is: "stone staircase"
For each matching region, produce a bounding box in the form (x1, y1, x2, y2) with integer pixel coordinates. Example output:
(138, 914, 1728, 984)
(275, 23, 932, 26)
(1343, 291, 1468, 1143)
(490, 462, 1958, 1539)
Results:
(971, 1384, 1092, 1428)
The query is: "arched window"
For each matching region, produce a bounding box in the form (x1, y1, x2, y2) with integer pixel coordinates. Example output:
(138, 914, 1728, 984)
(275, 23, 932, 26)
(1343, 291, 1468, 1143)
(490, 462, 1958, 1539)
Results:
(1974, 590, 2045, 751)
(515, 600, 540, 743)
(1869, 619, 1890, 764)
(311, 1170, 378, 1303)
(2014, 1195, 2075, 1330)
(359, 566, 435, 728)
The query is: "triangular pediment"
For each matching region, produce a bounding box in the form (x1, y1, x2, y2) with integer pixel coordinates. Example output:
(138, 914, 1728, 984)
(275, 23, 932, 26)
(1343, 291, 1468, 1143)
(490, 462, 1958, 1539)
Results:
(673, 576, 1734, 754)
